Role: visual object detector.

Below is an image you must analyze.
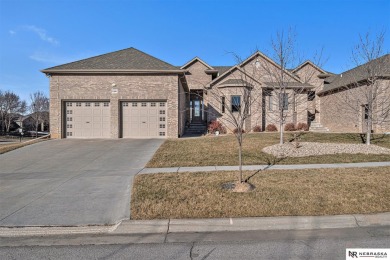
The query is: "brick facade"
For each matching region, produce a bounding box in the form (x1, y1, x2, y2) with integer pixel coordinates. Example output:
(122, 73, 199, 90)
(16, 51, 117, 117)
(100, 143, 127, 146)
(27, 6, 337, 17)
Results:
(46, 48, 388, 138)
(49, 74, 181, 138)
(207, 54, 312, 133)
(319, 79, 390, 133)
(183, 60, 213, 90)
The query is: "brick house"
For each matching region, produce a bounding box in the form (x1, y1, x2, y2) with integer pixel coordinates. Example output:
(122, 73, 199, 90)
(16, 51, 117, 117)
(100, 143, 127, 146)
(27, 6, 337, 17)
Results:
(317, 54, 390, 133)
(42, 48, 390, 139)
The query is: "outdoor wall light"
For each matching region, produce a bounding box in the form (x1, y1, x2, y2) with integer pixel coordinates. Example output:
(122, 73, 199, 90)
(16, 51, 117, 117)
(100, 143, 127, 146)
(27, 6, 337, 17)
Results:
(255, 59, 260, 68)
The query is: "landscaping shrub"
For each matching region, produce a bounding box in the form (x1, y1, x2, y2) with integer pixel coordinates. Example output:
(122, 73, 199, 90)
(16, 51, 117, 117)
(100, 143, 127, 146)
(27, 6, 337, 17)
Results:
(265, 124, 278, 132)
(233, 128, 246, 134)
(284, 123, 296, 131)
(253, 125, 262, 132)
(296, 122, 309, 131)
(208, 120, 226, 134)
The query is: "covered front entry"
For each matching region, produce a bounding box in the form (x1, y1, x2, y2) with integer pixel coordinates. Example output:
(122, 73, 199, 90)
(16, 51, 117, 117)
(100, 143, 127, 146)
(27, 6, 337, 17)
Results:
(121, 101, 167, 138)
(64, 101, 110, 138)
(189, 90, 204, 123)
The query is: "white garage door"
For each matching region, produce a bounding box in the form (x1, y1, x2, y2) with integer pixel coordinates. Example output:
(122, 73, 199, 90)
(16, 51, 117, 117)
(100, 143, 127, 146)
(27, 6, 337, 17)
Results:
(122, 101, 167, 138)
(65, 101, 110, 138)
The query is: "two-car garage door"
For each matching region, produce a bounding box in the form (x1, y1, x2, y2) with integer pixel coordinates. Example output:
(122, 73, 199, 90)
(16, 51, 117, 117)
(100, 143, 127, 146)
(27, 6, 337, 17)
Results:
(64, 101, 167, 138)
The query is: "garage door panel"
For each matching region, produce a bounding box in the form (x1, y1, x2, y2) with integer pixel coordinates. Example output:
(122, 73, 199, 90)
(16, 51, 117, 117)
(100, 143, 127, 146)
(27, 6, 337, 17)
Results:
(65, 101, 110, 138)
(122, 101, 167, 138)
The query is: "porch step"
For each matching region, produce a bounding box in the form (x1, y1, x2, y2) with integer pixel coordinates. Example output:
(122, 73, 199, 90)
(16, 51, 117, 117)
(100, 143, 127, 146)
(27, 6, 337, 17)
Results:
(309, 122, 329, 132)
(184, 122, 207, 136)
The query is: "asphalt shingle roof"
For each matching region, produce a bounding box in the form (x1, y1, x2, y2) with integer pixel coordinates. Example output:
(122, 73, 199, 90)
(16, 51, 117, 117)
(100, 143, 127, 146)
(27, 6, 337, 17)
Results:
(220, 79, 251, 85)
(263, 82, 314, 88)
(319, 54, 390, 94)
(42, 47, 178, 72)
(213, 66, 232, 76)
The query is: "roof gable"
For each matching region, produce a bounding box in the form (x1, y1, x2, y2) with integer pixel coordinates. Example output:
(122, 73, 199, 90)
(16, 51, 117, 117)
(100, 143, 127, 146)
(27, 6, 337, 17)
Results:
(292, 60, 326, 74)
(208, 50, 302, 87)
(42, 47, 180, 73)
(180, 57, 214, 70)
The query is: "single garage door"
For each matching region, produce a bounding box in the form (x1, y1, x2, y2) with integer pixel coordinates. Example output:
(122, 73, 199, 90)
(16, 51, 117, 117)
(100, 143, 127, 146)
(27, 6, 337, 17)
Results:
(122, 101, 167, 138)
(65, 101, 110, 138)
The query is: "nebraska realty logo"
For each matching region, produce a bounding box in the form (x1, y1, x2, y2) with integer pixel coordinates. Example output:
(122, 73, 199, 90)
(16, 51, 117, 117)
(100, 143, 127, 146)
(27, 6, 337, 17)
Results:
(346, 249, 389, 259)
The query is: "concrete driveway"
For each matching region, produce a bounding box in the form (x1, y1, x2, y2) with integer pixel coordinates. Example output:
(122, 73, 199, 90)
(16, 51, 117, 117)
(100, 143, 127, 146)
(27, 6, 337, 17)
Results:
(0, 139, 164, 227)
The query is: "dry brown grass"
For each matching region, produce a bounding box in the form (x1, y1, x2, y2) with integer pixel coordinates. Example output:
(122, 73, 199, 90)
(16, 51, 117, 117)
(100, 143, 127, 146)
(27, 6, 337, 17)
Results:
(147, 133, 390, 167)
(0, 138, 48, 154)
(131, 167, 390, 220)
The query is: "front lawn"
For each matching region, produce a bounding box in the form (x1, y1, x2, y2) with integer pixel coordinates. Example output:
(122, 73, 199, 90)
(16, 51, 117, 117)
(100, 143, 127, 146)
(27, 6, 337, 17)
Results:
(131, 167, 390, 219)
(146, 133, 390, 168)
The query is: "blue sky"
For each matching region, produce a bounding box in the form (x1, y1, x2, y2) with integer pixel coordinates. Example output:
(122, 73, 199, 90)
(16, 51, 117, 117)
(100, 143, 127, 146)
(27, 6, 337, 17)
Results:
(1, 0, 389, 103)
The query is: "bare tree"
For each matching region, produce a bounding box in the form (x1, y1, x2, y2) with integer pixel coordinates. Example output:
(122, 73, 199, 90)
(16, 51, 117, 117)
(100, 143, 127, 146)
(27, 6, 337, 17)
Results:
(350, 32, 389, 145)
(30, 91, 49, 136)
(321, 31, 390, 145)
(1, 91, 27, 133)
(261, 29, 325, 144)
(203, 54, 264, 185)
(0, 90, 5, 133)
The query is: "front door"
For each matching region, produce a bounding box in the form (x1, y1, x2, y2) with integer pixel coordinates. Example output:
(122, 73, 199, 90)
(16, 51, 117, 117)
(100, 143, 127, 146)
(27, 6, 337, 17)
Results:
(190, 90, 203, 123)
(192, 100, 201, 122)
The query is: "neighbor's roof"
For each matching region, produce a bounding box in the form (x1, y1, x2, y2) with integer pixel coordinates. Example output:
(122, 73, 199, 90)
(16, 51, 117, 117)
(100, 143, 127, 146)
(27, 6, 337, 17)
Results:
(318, 54, 390, 95)
(42, 47, 184, 74)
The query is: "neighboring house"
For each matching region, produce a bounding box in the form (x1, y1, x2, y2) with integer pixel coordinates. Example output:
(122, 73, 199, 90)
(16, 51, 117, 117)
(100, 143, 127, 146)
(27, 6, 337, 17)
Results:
(318, 54, 390, 133)
(15, 112, 50, 132)
(41, 47, 389, 139)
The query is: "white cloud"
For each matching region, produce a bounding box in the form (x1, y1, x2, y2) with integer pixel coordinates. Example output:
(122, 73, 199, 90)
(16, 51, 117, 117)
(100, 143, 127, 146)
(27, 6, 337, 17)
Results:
(23, 25, 59, 45)
(9, 30, 16, 35)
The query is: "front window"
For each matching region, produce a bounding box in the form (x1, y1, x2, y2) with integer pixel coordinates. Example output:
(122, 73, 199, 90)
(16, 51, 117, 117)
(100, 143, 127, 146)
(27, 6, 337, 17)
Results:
(231, 96, 241, 112)
(280, 93, 289, 111)
(221, 96, 225, 113)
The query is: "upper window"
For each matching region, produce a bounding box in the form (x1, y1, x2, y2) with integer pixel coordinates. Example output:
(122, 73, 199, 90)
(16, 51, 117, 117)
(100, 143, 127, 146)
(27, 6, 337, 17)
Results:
(231, 96, 241, 112)
(308, 91, 315, 101)
(280, 93, 289, 110)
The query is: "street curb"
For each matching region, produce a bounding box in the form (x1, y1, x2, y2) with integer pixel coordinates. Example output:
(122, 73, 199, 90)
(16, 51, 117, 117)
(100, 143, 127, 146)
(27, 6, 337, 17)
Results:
(0, 223, 120, 237)
(1, 212, 389, 237)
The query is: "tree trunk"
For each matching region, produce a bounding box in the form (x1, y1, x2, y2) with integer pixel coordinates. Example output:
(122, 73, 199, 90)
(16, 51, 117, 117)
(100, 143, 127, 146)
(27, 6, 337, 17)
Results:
(366, 87, 373, 145)
(238, 143, 242, 183)
(279, 121, 284, 145)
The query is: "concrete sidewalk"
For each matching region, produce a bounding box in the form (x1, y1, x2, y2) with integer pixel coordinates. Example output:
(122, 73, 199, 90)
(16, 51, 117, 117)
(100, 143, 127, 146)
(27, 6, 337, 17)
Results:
(139, 161, 390, 174)
(1, 212, 389, 237)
